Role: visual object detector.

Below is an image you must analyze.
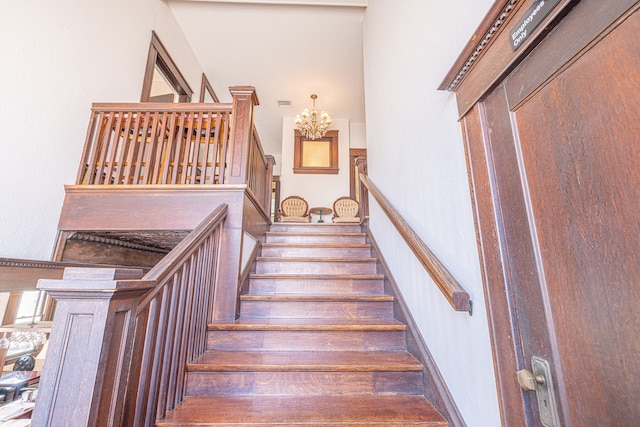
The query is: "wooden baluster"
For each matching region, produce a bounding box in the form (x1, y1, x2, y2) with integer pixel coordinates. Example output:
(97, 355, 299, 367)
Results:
(193, 112, 203, 185)
(104, 112, 125, 184)
(200, 112, 214, 184)
(215, 112, 227, 183)
(132, 111, 152, 184)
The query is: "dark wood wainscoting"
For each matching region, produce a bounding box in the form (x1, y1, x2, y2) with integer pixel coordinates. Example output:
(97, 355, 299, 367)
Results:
(443, 0, 640, 425)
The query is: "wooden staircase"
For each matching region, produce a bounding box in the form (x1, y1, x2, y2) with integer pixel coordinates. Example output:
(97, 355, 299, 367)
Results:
(157, 223, 447, 426)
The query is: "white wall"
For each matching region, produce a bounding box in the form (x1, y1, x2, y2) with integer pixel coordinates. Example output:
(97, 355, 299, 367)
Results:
(279, 117, 352, 217)
(0, 0, 204, 260)
(362, 1, 500, 426)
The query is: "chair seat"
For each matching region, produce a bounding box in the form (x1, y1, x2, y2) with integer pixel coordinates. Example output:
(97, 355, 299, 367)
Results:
(332, 216, 360, 223)
(280, 215, 311, 223)
(279, 196, 311, 223)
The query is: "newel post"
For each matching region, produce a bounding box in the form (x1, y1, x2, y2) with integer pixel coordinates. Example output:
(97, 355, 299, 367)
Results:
(31, 268, 154, 427)
(227, 86, 259, 185)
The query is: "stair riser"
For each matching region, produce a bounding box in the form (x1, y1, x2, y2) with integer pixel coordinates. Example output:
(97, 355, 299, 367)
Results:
(239, 301, 394, 319)
(208, 330, 407, 351)
(266, 234, 366, 244)
(185, 371, 423, 397)
(261, 246, 371, 258)
(256, 261, 377, 275)
(270, 224, 361, 233)
(249, 278, 384, 295)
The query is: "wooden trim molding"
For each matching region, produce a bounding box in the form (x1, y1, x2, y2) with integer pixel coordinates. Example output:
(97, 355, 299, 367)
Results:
(360, 174, 471, 312)
(293, 130, 339, 174)
(439, 0, 520, 92)
(0, 258, 146, 292)
(200, 73, 220, 103)
(439, 0, 580, 116)
(141, 31, 193, 102)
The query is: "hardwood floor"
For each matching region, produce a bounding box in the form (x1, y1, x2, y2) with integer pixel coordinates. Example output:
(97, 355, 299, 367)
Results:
(156, 223, 447, 426)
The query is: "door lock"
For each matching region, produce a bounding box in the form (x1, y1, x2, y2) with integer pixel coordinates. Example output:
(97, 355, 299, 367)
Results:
(517, 368, 546, 391)
(516, 356, 560, 427)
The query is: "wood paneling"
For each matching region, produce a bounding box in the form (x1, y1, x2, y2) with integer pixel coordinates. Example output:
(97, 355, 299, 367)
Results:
(448, 0, 640, 424)
(511, 11, 640, 422)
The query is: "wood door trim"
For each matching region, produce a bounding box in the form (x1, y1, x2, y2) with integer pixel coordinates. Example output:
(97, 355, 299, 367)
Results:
(460, 105, 529, 425)
(349, 148, 366, 200)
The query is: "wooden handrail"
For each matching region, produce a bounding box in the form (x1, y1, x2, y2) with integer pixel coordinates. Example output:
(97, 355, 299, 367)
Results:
(90, 102, 233, 113)
(122, 204, 228, 425)
(360, 175, 472, 313)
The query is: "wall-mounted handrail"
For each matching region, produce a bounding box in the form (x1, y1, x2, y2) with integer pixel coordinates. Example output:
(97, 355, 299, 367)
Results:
(360, 174, 471, 313)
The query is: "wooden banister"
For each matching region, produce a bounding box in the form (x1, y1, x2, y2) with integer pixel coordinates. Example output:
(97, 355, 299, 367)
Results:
(75, 87, 273, 216)
(359, 174, 472, 313)
(32, 205, 228, 426)
(123, 203, 228, 425)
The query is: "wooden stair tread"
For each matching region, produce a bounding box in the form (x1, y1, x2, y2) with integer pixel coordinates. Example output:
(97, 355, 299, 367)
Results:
(157, 396, 447, 426)
(209, 318, 406, 330)
(188, 350, 423, 371)
(262, 243, 371, 248)
(240, 294, 393, 302)
(266, 232, 365, 236)
(257, 256, 376, 262)
(250, 273, 384, 280)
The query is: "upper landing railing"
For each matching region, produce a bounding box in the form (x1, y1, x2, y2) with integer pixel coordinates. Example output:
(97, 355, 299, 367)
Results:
(76, 86, 273, 215)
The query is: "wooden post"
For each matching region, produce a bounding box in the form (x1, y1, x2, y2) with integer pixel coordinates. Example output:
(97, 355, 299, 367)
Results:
(227, 86, 259, 185)
(31, 268, 154, 427)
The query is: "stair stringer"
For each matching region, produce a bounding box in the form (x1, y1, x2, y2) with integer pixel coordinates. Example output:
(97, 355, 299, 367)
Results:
(365, 227, 467, 427)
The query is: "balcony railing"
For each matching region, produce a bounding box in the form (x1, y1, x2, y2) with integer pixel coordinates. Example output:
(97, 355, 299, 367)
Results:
(74, 86, 273, 216)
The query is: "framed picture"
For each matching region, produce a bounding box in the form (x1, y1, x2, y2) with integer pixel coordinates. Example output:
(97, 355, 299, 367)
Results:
(293, 130, 339, 174)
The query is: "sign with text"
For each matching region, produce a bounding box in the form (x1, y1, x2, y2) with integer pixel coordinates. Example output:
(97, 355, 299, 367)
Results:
(510, 0, 562, 50)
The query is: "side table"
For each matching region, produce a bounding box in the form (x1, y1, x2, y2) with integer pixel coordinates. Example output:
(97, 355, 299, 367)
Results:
(309, 207, 333, 223)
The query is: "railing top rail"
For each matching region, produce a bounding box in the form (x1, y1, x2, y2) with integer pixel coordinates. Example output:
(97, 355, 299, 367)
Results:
(90, 102, 233, 113)
(139, 203, 228, 309)
(252, 125, 268, 167)
(360, 174, 472, 313)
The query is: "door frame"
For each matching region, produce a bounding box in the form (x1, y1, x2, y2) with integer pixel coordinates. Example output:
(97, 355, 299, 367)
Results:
(349, 149, 367, 218)
(441, 0, 640, 424)
(141, 31, 193, 103)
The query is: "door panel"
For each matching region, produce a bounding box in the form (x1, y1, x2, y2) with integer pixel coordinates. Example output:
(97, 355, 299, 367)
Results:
(512, 10, 640, 424)
(459, 3, 640, 426)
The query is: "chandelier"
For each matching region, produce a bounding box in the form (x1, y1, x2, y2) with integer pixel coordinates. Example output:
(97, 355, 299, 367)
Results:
(295, 94, 332, 140)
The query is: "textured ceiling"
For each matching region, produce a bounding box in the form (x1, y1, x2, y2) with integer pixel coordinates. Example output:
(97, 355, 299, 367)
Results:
(168, 0, 367, 158)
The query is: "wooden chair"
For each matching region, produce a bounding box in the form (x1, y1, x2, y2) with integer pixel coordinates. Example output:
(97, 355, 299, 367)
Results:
(332, 197, 360, 223)
(279, 196, 311, 222)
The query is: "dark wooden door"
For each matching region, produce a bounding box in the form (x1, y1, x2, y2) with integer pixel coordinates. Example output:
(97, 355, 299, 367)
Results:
(458, 2, 640, 425)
